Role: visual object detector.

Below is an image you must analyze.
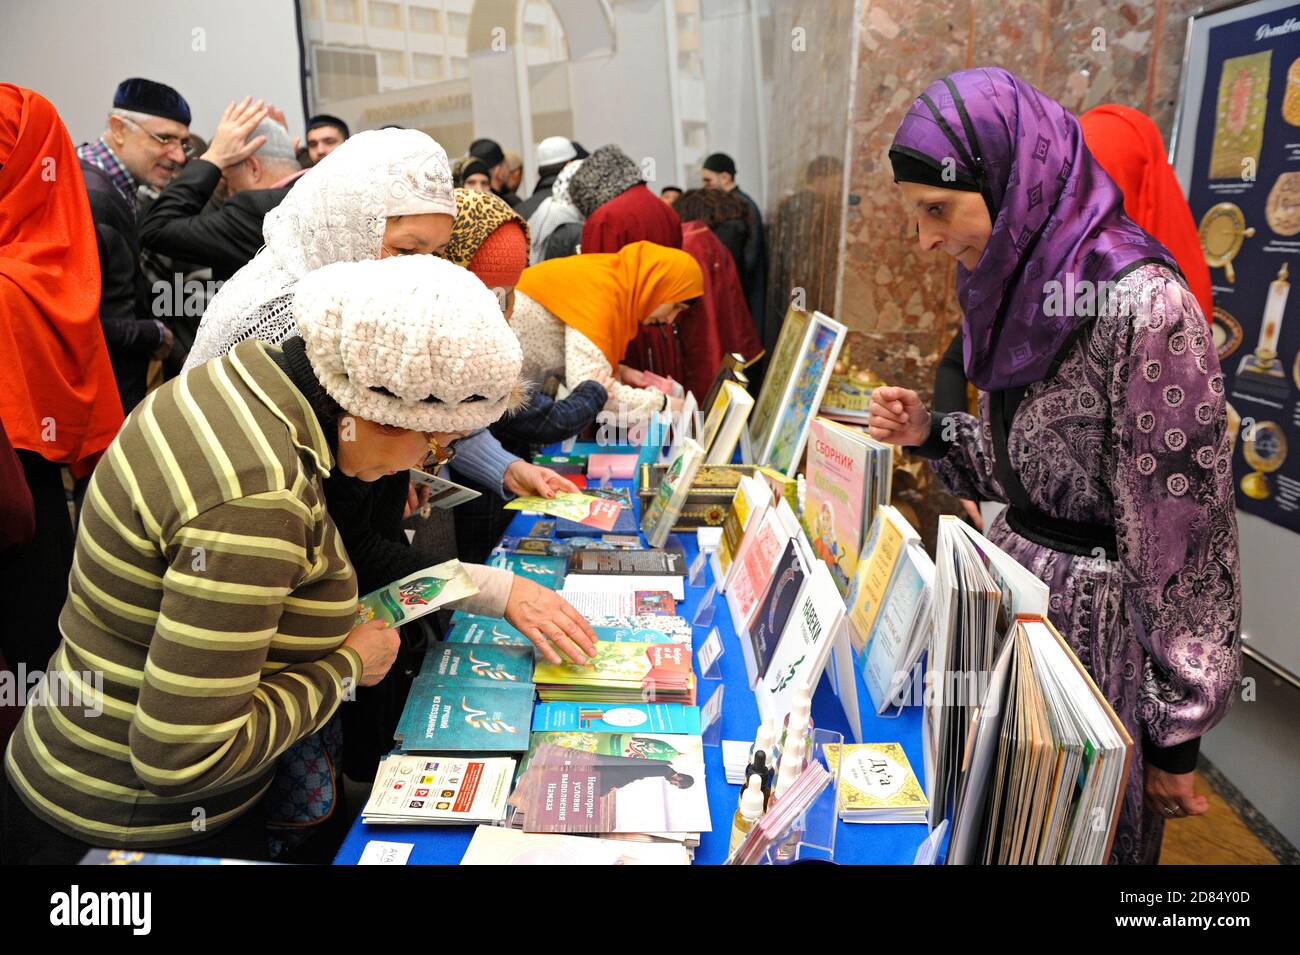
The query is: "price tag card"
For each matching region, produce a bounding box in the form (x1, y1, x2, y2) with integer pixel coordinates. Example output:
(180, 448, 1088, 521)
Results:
(700, 682, 724, 747)
(696, 625, 723, 679)
(358, 841, 414, 866)
(692, 583, 717, 628)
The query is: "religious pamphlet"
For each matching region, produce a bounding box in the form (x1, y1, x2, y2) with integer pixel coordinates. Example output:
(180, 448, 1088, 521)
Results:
(355, 560, 478, 627)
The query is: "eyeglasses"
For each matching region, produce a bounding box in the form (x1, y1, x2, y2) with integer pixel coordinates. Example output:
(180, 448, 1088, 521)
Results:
(420, 434, 457, 472)
(118, 115, 188, 155)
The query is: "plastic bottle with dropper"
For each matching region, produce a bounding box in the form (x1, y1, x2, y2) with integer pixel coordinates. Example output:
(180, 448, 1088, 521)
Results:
(728, 774, 767, 858)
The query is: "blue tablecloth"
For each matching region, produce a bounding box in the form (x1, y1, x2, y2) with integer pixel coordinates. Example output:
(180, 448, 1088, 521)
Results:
(334, 477, 929, 865)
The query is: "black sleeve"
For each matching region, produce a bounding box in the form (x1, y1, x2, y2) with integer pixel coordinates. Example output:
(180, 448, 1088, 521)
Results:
(137, 159, 262, 274)
(491, 381, 608, 449)
(324, 470, 432, 597)
(93, 221, 162, 356)
(932, 328, 969, 416)
(1143, 734, 1201, 775)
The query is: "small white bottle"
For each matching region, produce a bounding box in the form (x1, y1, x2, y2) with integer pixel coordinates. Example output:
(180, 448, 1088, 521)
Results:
(728, 774, 767, 859)
(779, 684, 814, 750)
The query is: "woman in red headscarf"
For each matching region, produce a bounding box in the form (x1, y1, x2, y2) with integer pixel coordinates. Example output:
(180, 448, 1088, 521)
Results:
(0, 84, 123, 675)
(1078, 104, 1213, 322)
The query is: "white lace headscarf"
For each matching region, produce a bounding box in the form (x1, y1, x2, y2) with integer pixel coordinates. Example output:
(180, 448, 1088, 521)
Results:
(526, 158, 583, 264)
(184, 128, 456, 369)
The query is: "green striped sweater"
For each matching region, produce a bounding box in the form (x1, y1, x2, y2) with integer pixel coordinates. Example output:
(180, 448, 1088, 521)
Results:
(4, 340, 363, 848)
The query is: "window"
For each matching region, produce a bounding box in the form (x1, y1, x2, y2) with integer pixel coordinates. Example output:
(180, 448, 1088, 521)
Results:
(678, 50, 702, 78)
(409, 5, 441, 33)
(368, 1, 401, 30)
(327, 0, 359, 23)
(379, 49, 406, 77)
(314, 46, 380, 101)
(412, 53, 444, 81)
(448, 12, 469, 37)
(450, 56, 469, 79)
(524, 23, 547, 46)
(302, 0, 320, 20)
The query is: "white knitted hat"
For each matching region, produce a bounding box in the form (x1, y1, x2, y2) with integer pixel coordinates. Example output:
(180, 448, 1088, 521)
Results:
(293, 256, 526, 433)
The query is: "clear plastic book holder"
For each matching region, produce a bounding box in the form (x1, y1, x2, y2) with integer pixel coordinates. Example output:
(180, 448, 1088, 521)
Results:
(759, 727, 843, 865)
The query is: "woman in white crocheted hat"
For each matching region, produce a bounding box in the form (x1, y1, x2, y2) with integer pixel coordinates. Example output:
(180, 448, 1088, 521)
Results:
(2, 255, 597, 864)
(185, 126, 572, 504)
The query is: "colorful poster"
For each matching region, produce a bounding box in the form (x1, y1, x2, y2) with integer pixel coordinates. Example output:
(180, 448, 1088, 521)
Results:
(1175, 0, 1300, 535)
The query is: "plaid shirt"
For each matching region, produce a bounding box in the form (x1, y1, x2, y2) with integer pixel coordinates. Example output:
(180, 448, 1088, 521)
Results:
(77, 138, 137, 217)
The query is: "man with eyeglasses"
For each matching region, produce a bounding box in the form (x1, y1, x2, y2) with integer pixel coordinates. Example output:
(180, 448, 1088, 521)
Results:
(77, 77, 191, 413)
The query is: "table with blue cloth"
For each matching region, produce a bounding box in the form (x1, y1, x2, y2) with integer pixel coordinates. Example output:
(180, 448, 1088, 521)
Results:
(334, 465, 929, 865)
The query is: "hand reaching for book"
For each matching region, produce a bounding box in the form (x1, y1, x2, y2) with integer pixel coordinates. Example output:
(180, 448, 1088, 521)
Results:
(868, 386, 931, 447)
(344, 618, 401, 686)
(504, 460, 578, 499)
(504, 577, 598, 666)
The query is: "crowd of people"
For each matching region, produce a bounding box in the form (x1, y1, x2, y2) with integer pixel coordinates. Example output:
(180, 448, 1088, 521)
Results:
(0, 76, 767, 863)
(0, 64, 1240, 869)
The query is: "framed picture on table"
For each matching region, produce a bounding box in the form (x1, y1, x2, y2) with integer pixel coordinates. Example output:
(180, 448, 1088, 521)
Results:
(748, 304, 812, 453)
(755, 311, 848, 476)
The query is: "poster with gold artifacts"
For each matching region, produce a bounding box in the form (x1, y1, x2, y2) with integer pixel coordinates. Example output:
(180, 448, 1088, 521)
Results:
(1172, 0, 1300, 535)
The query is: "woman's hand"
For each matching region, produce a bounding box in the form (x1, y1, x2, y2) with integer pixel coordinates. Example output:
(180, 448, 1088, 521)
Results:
(868, 386, 932, 447)
(617, 365, 647, 387)
(344, 617, 401, 687)
(959, 499, 983, 530)
(504, 460, 578, 499)
(404, 481, 432, 518)
(504, 576, 598, 666)
(1144, 764, 1209, 819)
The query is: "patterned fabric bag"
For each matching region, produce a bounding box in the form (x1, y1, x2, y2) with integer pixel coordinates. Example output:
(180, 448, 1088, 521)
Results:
(263, 715, 343, 859)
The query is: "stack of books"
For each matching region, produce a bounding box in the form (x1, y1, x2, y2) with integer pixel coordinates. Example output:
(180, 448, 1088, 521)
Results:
(824, 742, 929, 824)
(362, 754, 516, 826)
(532, 641, 696, 704)
(697, 379, 755, 465)
(392, 643, 536, 753)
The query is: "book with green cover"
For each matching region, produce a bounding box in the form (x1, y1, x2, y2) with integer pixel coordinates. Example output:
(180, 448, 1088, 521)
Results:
(356, 560, 478, 627)
(533, 641, 695, 704)
(640, 437, 705, 548)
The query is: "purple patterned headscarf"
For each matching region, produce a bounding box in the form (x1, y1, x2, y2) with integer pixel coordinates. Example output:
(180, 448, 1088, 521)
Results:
(890, 68, 1178, 391)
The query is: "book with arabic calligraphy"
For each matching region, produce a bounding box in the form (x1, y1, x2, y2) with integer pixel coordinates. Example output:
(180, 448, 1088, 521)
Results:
(394, 675, 535, 753)
(355, 559, 478, 627)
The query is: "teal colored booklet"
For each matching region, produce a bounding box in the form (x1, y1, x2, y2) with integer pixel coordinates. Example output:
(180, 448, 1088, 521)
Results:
(419, 643, 535, 684)
(486, 552, 567, 589)
(531, 701, 701, 735)
(395, 675, 534, 753)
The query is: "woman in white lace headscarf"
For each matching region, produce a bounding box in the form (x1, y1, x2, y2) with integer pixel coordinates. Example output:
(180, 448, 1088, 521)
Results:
(184, 128, 457, 369)
(526, 158, 583, 264)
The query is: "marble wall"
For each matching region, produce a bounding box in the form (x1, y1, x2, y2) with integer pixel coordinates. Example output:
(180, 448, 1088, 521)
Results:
(766, 0, 1205, 544)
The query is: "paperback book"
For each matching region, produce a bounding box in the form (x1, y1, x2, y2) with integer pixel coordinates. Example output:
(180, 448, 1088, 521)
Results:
(355, 560, 478, 627)
(362, 754, 515, 825)
(824, 742, 929, 824)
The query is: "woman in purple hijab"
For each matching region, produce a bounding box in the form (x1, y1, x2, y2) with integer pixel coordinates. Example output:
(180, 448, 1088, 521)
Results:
(868, 68, 1241, 865)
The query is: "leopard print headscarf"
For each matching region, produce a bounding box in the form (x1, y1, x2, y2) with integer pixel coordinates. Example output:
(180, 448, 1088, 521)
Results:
(438, 187, 530, 268)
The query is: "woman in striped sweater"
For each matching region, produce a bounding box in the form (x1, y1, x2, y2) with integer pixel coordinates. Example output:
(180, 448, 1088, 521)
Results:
(1, 256, 596, 863)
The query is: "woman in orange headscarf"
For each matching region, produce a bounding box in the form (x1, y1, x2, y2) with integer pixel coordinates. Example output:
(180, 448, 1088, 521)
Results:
(1079, 104, 1214, 322)
(0, 84, 123, 675)
(513, 240, 704, 425)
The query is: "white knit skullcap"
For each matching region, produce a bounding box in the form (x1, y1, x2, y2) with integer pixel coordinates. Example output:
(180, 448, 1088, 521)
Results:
(293, 256, 525, 433)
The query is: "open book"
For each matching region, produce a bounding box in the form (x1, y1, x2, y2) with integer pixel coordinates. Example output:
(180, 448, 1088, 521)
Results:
(925, 516, 1049, 831)
(946, 615, 1132, 865)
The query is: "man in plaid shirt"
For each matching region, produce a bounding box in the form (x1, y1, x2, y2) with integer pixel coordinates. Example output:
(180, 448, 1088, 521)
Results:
(76, 77, 191, 412)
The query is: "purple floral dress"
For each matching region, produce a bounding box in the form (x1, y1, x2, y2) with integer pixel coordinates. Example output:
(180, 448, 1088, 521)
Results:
(929, 264, 1241, 864)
